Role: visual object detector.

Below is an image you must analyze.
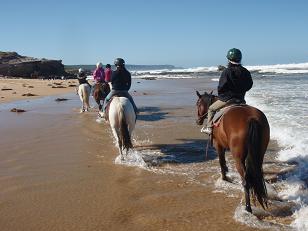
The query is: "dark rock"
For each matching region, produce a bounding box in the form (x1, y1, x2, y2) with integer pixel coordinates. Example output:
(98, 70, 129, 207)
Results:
(55, 98, 69, 102)
(1, 88, 13, 91)
(51, 85, 66, 88)
(10, 108, 26, 112)
(22, 93, 37, 96)
(141, 77, 156, 80)
(0, 51, 67, 78)
(217, 65, 226, 71)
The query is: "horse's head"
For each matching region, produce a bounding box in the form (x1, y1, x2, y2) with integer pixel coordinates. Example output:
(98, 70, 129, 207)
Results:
(94, 82, 110, 99)
(102, 82, 110, 95)
(195, 90, 214, 125)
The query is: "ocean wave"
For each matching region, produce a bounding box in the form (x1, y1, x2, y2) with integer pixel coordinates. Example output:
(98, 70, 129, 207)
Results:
(246, 63, 308, 74)
(86, 62, 308, 80)
(130, 62, 308, 79)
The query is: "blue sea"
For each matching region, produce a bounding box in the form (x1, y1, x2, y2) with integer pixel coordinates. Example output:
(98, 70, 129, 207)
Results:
(129, 63, 308, 230)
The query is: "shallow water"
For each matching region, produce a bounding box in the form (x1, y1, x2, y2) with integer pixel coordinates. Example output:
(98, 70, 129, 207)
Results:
(0, 78, 304, 230)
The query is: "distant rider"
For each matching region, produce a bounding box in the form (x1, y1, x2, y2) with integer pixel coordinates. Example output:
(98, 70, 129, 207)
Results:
(93, 62, 105, 84)
(102, 58, 138, 116)
(201, 48, 253, 134)
(77, 68, 91, 88)
(104, 63, 112, 89)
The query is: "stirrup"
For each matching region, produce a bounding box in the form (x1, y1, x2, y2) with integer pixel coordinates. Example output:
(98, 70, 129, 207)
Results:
(201, 126, 212, 134)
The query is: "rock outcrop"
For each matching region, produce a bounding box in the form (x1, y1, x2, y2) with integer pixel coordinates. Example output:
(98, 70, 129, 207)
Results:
(0, 51, 67, 78)
(217, 65, 226, 71)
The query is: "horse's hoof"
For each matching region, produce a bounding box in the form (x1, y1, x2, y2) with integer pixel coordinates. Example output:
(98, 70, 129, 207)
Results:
(222, 176, 231, 182)
(245, 206, 252, 213)
(80, 109, 85, 113)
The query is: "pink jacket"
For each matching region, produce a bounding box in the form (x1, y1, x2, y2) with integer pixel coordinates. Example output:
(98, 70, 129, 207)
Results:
(104, 68, 112, 82)
(93, 67, 105, 83)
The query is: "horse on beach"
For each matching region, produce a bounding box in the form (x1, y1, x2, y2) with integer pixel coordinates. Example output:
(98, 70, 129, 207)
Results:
(92, 82, 110, 110)
(195, 90, 270, 213)
(78, 83, 91, 113)
(107, 96, 136, 159)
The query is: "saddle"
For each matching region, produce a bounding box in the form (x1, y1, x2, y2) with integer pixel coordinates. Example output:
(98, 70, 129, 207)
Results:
(213, 100, 247, 127)
(103, 93, 130, 122)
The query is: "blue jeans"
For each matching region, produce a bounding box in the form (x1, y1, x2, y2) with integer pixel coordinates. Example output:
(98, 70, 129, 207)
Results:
(102, 90, 138, 113)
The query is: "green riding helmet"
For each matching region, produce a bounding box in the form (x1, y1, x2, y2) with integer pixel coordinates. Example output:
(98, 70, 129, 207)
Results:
(226, 48, 242, 63)
(114, 58, 125, 67)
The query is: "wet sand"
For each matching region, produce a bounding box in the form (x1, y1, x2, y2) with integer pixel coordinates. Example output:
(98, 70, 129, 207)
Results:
(0, 78, 294, 230)
(0, 78, 79, 103)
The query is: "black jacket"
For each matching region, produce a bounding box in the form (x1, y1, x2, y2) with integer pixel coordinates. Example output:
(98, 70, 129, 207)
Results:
(111, 68, 131, 91)
(218, 64, 253, 102)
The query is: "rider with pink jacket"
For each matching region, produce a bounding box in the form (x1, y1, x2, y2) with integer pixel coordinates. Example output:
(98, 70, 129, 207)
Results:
(93, 62, 105, 83)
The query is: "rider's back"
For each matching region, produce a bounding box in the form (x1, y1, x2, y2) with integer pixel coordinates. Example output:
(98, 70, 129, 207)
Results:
(218, 64, 253, 102)
(111, 68, 131, 91)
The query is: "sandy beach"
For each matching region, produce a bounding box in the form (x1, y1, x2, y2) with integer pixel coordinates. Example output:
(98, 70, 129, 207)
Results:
(0, 77, 295, 231)
(0, 78, 80, 103)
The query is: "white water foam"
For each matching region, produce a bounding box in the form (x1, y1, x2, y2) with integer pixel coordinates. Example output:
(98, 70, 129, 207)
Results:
(131, 62, 308, 79)
(114, 149, 148, 169)
(246, 74, 308, 230)
(246, 63, 308, 74)
(234, 205, 290, 230)
(291, 206, 308, 230)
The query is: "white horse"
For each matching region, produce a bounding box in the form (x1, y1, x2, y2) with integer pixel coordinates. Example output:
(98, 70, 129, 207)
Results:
(109, 97, 136, 159)
(78, 83, 91, 113)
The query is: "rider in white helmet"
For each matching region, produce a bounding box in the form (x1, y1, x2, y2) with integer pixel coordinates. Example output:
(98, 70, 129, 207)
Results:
(93, 62, 105, 83)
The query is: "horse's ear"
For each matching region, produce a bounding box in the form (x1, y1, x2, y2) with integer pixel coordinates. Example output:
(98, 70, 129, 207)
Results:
(196, 91, 201, 98)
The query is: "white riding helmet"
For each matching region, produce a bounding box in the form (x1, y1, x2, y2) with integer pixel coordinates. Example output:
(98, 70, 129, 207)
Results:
(78, 68, 84, 73)
(96, 62, 103, 68)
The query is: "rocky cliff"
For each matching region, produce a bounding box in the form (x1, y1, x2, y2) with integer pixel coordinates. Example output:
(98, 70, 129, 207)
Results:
(0, 51, 67, 78)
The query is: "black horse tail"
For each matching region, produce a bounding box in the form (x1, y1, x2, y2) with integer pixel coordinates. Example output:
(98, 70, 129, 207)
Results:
(245, 119, 268, 209)
(119, 106, 133, 151)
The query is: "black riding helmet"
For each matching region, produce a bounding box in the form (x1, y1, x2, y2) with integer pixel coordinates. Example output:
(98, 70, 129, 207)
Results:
(114, 58, 125, 67)
(226, 48, 242, 63)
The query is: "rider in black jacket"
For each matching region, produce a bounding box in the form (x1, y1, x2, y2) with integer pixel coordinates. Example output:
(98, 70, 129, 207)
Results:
(201, 48, 253, 134)
(102, 58, 138, 115)
(218, 63, 252, 102)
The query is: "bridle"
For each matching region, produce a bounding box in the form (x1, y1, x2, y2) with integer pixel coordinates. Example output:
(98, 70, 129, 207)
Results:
(197, 94, 214, 121)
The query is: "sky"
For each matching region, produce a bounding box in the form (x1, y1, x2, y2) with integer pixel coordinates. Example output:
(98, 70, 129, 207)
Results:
(1, 0, 308, 67)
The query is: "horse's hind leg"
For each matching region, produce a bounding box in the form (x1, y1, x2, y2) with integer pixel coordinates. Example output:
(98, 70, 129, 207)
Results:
(235, 157, 252, 213)
(117, 132, 124, 160)
(215, 144, 228, 181)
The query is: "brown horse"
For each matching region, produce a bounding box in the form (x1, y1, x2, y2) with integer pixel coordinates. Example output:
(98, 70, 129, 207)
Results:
(196, 90, 270, 213)
(92, 82, 110, 110)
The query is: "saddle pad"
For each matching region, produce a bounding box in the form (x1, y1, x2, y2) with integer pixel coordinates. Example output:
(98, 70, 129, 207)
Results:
(213, 104, 247, 126)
